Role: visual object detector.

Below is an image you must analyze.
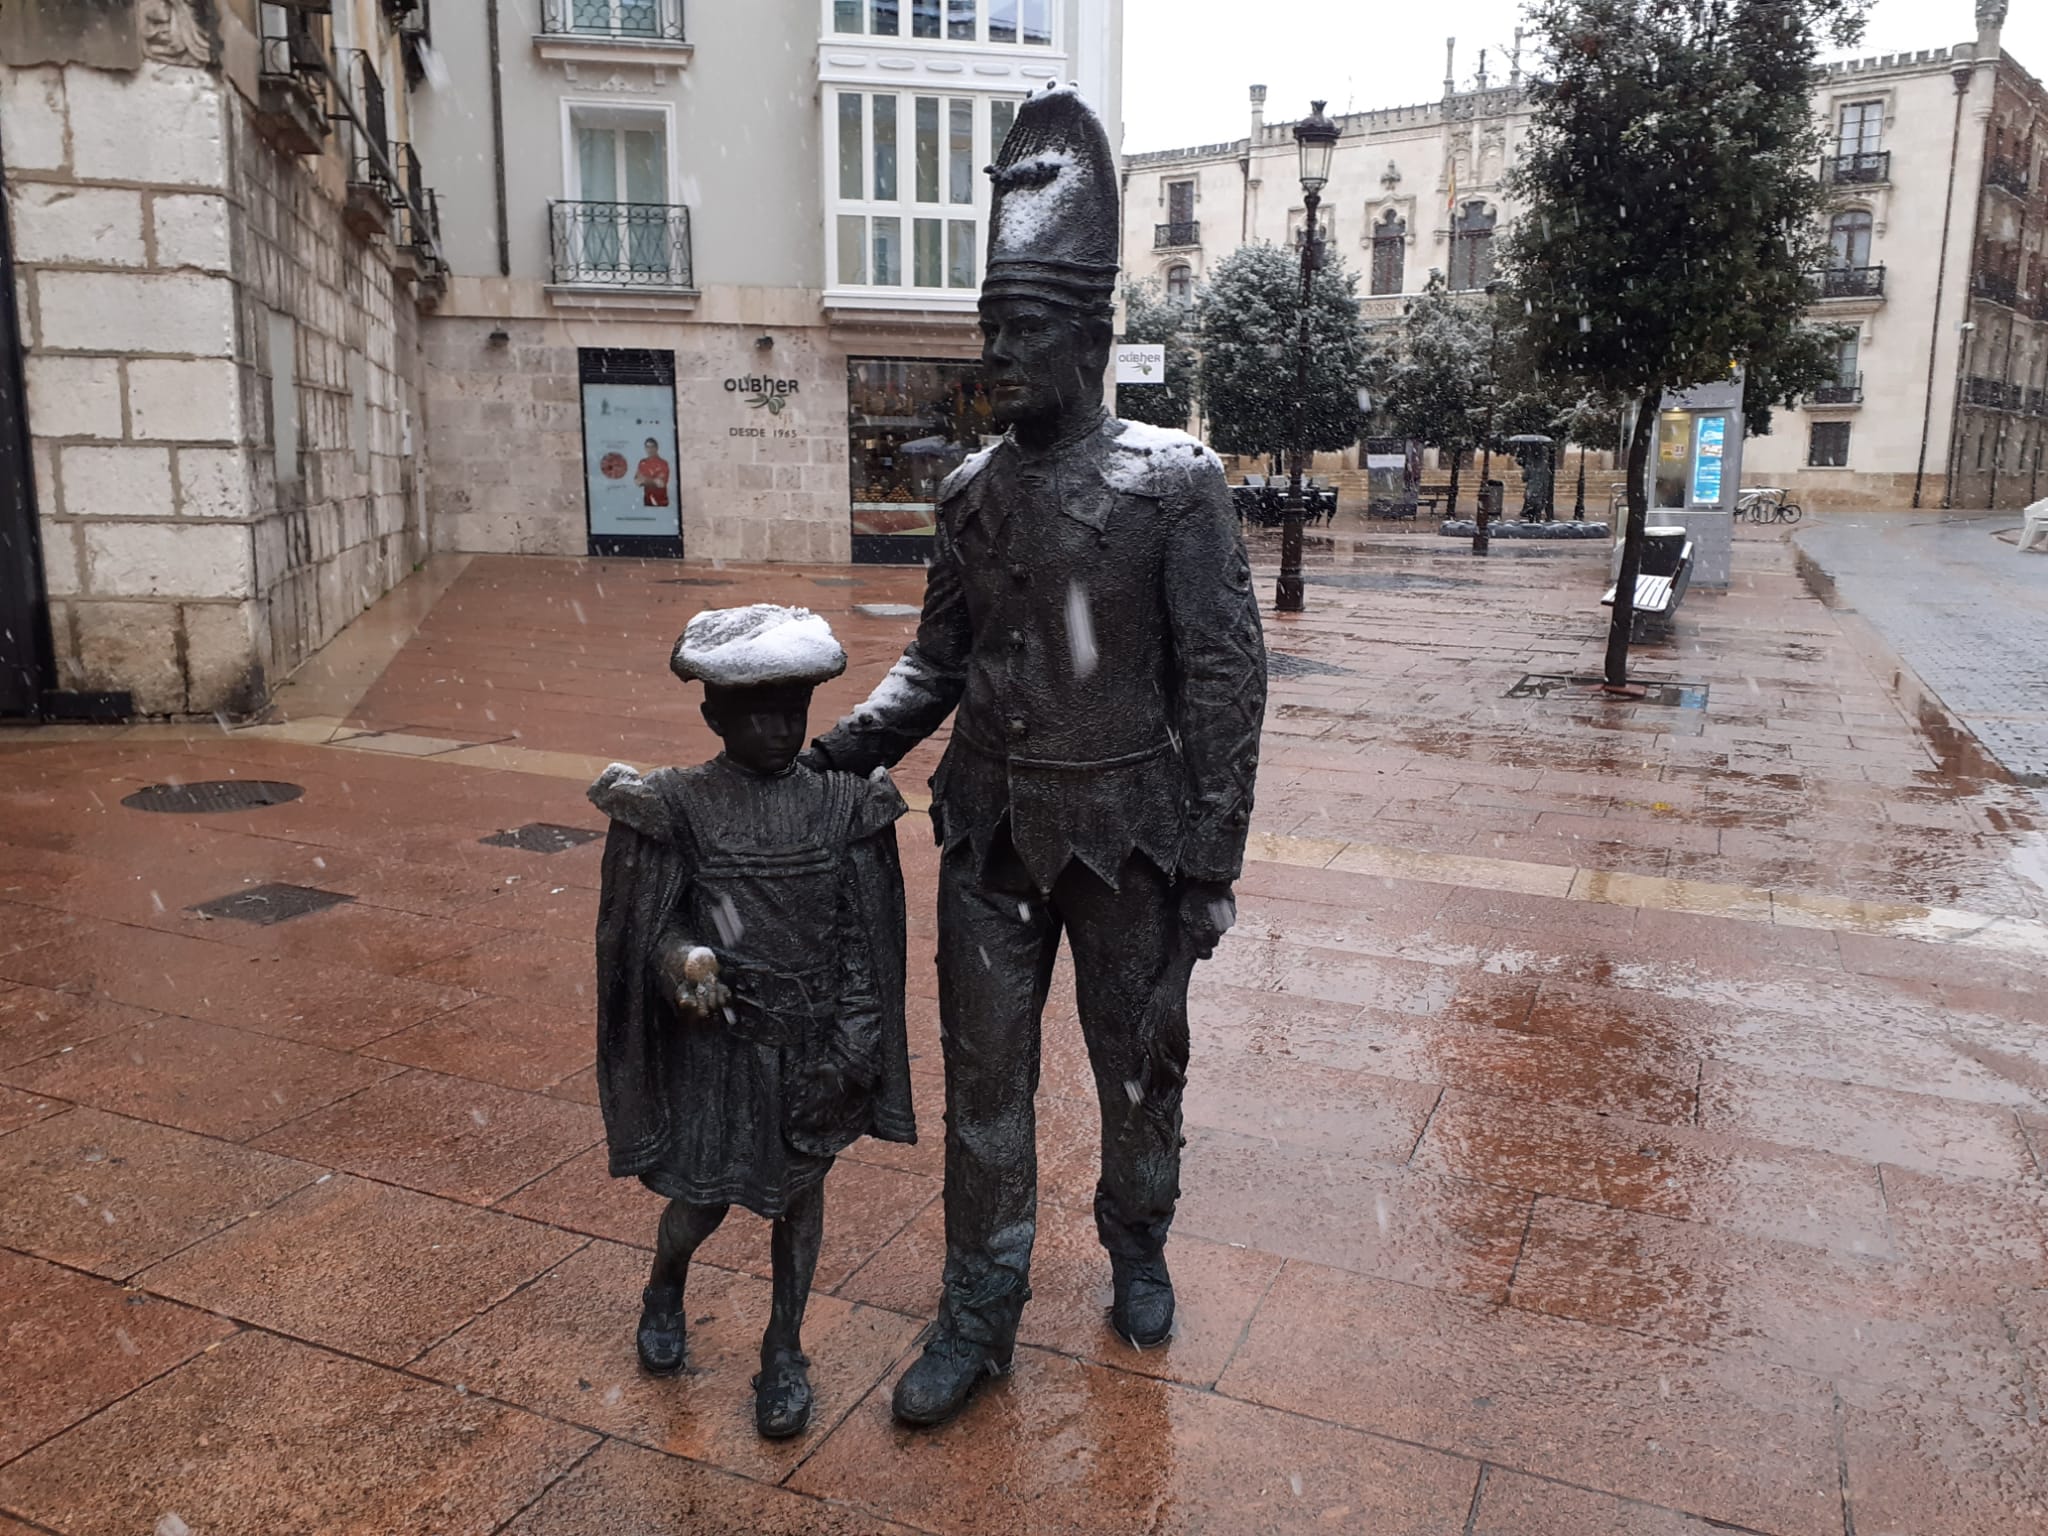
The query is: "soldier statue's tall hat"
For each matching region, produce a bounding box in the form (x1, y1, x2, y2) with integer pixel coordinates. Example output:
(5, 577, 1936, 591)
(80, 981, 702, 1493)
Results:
(982, 86, 1120, 318)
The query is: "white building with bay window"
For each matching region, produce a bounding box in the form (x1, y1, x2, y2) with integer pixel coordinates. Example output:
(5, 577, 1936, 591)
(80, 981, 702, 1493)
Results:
(412, 0, 1120, 565)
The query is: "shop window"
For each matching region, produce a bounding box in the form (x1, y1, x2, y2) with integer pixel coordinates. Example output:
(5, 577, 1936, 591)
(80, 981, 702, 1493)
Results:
(831, 90, 1016, 295)
(578, 348, 680, 557)
(1450, 201, 1495, 290)
(848, 357, 995, 562)
(1166, 263, 1192, 306)
(1370, 209, 1406, 295)
(1808, 421, 1851, 467)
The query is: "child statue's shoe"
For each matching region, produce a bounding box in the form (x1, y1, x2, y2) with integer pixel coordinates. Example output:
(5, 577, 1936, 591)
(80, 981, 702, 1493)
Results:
(753, 1349, 814, 1439)
(1109, 1251, 1175, 1349)
(636, 1285, 685, 1376)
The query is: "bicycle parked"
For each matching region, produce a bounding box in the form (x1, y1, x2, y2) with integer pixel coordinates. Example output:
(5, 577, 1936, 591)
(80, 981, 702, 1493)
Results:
(1736, 486, 1803, 524)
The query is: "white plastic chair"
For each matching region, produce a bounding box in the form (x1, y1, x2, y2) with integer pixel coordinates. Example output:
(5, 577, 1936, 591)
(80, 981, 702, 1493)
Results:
(2021, 498, 2048, 553)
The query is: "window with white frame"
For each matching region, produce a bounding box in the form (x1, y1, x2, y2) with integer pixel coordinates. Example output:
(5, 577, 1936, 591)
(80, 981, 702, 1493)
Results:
(831, 90, 1018, 294)
(832, 0, 1051, 44)
(559, 103, 684, 285)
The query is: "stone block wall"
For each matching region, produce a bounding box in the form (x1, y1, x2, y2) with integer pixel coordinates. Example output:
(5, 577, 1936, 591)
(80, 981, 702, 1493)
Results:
(4, 40, 425, 716)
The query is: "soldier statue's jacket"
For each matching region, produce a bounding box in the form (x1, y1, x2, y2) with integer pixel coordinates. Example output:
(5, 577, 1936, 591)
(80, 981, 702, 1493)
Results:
(588, 760, 917, 1214)
(814, 415, 1267, 893)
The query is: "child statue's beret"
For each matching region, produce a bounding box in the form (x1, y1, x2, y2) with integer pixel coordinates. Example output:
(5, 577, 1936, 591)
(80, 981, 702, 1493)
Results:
(670, 604, 849, 689)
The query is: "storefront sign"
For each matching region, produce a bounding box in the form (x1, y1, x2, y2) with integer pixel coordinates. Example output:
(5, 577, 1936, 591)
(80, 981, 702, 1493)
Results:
(725, 376, 801, 415)
(1114, 344, 1166, 385)
(581, 381, 678, 540)
(1691, 414, 1726, 505)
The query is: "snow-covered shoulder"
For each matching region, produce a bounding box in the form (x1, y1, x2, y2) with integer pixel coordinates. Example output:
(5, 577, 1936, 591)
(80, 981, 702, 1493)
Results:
(937, 438, 1002, 502)
(1102, 419, 1224, 496)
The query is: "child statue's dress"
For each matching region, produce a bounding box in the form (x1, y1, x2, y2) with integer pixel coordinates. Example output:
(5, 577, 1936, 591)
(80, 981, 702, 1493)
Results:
(590, 754, 917, 1212)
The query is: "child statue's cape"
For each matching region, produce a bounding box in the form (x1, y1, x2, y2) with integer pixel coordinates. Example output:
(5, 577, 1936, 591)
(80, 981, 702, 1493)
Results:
(588, 761, 917, 1180)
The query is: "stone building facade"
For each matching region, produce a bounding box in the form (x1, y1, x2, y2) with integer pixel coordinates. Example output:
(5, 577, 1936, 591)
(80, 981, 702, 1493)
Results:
(410, 0, 1120, 567)
(1123, 3, 2043, 512)
(0, 0, 441, 719)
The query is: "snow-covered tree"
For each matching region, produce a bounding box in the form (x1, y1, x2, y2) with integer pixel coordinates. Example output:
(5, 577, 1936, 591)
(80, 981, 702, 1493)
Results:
(1116, 280, 1199, 433)
(1380, 272, 1491, 514)
(1195, 242, 1371, 466)
(1505, 0, 1869, 686)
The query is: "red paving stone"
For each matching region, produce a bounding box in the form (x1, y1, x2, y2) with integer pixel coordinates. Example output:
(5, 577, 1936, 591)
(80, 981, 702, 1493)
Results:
(1, 534, 2044, 1533)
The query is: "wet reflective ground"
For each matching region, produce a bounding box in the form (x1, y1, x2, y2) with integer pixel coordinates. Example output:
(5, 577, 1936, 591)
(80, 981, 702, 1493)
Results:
(0, 523, 2042, 1534)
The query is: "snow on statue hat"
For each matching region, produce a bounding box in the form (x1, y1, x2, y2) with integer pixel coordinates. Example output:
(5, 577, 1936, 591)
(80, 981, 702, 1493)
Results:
(982, 84, 1119, 318)
(670, 604, 847, 690)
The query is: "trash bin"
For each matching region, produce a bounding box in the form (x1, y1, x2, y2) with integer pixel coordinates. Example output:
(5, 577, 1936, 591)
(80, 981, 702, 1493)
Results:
(1480, 481, 1504, 521)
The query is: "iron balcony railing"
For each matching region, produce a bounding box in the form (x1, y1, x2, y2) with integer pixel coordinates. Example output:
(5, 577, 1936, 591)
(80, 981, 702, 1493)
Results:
(1973, 269, 2020, 307)
(1811, 264, 1884, 299)
(550, 200, 693, 288)
(1810, 372, 1862, 405)
(1154, 220, 1199, 249)
(1963, 375, 2026, 411)
(334, 49, 391, 196)
(260, 5, 327, 78)
(1821, 150, 1890, 185)
(540, 0, 685, 41)
(1986, 154, 2031, 198)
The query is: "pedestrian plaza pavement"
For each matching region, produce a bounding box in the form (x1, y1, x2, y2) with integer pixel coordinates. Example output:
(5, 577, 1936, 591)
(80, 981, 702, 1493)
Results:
(0, 520, 2043, 1535)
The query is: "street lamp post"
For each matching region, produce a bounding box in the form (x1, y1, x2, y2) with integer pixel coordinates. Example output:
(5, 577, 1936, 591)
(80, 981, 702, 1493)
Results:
(1275, 100, 1339, 614)
(1473, 280, 1505, 556)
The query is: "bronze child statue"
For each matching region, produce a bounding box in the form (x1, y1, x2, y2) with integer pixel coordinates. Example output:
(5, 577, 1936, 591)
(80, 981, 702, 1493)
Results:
(588, 604, 916, 1439)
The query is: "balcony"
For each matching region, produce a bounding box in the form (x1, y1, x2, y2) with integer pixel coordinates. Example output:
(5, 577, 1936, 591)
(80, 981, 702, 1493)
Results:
(1810, 373, 1862, 406)
(1154, 220, 1200, 250)
(254, 9, 328, 155)
(1962, 375, 2026, 411)
(1986, 154, 2031, 198)
(536, 0, 691, 66)
(1972, 269, 2020, 307)
(1821, 150, 1890, 186)
(390, 144, 445, 292)
(1811, 264, 1884, 300)
(550, 200, 694, 295)
(334, 49, 394, 237)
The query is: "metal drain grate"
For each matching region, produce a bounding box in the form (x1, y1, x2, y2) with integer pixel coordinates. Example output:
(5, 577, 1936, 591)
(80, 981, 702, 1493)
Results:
(1508, 673, 1710, 710)
(1268, 652, 1357, 679)
(480, 822, 603, 854)
(810, 576, 862, 587)
(188, 883, 354, 925)
(122, 780, 305, 814)
(657, 577, 736, 588)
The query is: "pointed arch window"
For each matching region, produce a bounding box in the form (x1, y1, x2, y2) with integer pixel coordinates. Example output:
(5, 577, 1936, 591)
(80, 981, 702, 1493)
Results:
(1370, 209, 1406, 295)
(1450, 201, 1495, 290)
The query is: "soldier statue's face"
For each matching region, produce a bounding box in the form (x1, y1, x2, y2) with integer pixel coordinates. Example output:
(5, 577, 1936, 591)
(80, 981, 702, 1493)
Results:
(703, 685, 813, 775)
(979, 297, 1110, 431)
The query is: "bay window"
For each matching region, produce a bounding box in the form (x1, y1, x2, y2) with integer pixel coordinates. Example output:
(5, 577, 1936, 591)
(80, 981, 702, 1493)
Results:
(831, 90, 1018, 295)
(832, 0, 1051, 44)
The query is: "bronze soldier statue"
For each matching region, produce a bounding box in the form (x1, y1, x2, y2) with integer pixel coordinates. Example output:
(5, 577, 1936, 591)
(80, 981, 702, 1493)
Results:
(808, 86, 1266, 1427)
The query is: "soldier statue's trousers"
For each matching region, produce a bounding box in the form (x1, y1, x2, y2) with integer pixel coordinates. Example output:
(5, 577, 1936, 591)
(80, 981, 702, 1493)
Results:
(932, 832, 1189, 1349)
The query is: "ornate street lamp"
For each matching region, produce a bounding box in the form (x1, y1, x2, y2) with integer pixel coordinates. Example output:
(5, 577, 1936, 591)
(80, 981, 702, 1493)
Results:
(1275, 100, 1340, 613)
(1474, 278, 1506, 556)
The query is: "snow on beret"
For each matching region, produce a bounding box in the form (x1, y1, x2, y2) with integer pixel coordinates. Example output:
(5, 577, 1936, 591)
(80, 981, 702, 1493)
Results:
(669, 604, 848, 689)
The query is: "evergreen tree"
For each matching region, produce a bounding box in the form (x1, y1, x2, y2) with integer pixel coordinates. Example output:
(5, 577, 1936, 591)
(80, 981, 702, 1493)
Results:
(1116, 280, 1199, 433)
(1505, 0, 1869, 686)
(1195, 242, 1371, 466)
(1380, 272, 1490, 514)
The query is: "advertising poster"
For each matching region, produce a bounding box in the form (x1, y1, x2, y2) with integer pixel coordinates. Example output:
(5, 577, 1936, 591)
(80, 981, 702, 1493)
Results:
(1691, 414, 1727, 506)
(582, 382, 678, 540)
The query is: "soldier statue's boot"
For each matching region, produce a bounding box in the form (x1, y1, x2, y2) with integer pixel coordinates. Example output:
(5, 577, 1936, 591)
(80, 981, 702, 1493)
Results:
(752, 1349, 814, 1439)
(891, 1326, 1013, 1427)
(1109, 1251, 1175, 1349)
(636, 1284, 685, 1376)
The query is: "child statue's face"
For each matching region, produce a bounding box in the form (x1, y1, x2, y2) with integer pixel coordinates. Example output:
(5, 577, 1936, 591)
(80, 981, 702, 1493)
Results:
(703, 685, 813, 775)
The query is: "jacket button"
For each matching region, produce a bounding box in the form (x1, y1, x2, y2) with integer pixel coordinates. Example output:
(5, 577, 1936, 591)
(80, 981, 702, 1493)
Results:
(1006, 716, 1028, 738)
(1008, 564, 1029, 585)
(1008, 629, 1025, 649)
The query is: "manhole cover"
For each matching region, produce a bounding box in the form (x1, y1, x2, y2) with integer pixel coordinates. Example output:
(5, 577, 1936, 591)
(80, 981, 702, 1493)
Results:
(854, 603, 921, 618)
(658, 577, 736, 588)
(1507, 673, 1709, 709)
(121, 780, 304, 814)
(188, 883, 354, 925)
(1269, 652, 1357, 678)
(480, 822, 603, 854)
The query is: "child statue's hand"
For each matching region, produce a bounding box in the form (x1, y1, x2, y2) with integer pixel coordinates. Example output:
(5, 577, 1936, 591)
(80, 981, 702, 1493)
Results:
(672, 945, 731, 1020)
